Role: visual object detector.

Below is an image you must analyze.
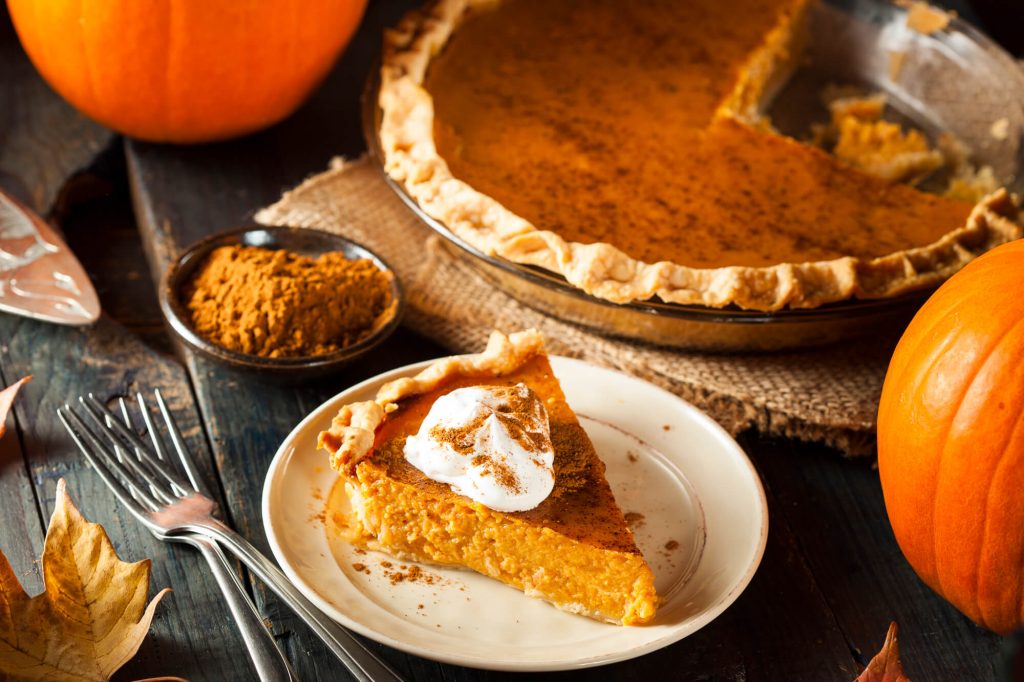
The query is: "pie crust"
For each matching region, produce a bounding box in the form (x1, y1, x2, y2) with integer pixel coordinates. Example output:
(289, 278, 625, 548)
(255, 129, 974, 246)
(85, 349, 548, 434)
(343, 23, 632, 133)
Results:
(319, 328, 544, 473)
(377, 0, 1022, 311)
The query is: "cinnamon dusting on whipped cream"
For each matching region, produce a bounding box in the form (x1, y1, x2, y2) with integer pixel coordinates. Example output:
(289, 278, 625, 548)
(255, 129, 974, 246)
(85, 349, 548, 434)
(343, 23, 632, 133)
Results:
(428, 388, 548, 495)
(403, 383, 555, 511)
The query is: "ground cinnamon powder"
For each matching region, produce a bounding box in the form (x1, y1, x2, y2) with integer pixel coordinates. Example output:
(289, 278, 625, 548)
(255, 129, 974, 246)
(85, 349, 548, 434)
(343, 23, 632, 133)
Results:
(184, 245, 393, 358)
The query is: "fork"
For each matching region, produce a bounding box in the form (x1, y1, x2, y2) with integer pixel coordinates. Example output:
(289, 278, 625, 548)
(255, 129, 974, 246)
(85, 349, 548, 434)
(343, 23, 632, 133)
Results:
(58, 391, 404, 682)
(68, 393, 298, 682)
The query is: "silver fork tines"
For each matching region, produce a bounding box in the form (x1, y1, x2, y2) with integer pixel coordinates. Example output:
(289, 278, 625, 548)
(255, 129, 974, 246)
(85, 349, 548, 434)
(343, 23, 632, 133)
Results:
(58, 390, 403, 682)
(58, 401, 160, 517)
(153, 390, 208, 497)
(80, 393, 192, 498)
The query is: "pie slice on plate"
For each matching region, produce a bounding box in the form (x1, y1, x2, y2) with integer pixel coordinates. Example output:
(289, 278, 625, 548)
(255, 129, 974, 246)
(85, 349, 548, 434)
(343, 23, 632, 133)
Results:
(318, 329, 658, 625)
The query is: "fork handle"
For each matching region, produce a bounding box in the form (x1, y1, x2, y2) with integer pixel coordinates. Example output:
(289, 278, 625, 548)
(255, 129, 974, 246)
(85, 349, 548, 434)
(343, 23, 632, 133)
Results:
(189, 523, 404, 682)
(188, 535, 299, 682)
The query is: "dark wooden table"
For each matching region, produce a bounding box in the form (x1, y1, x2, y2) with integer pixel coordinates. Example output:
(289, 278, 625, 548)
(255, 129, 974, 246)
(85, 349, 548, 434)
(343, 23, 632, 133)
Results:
(0, 2, 1011, 680)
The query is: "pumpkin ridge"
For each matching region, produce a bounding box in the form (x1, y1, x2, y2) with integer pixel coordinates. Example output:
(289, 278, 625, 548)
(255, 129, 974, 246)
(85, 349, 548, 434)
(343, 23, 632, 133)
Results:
(75, 0, 100, 116)
(929, 315, 1018, 611)
(996, 407, 1024, 633)
(893, 298, 986, 578)
(1003, 403, 1024, 630)
(972, 324, 1024, 631)
(979, 370, 1024, 632)
(161, 1, 175, 137)
(285, 0, 300, 117)
(880, 305, 966, 586)
(167, 0, 187, 137)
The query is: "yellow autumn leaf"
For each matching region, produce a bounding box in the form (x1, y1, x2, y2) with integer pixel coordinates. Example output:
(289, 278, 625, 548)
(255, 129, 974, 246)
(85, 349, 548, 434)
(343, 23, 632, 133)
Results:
(0, 478, 170, 681)
(0, 376, 31, 441)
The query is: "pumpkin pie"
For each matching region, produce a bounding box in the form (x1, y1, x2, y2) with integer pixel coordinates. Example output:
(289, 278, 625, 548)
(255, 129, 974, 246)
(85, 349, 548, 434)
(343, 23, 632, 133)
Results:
(318, 329, 658, 625)
(378, 0, 1021, 311)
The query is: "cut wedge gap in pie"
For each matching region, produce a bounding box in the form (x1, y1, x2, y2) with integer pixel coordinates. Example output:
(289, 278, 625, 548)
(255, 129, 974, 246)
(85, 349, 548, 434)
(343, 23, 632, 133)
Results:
(378, 0, 1021, 311)
(318, 329, 659, 625)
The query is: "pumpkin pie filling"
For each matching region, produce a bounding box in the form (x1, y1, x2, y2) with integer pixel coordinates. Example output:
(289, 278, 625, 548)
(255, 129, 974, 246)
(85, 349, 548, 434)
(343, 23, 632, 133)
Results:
(319, 330, 658, 625)
(367, 355, 640, 553)
(380, 0, 1021, 309)
(426, 0, 975, 269)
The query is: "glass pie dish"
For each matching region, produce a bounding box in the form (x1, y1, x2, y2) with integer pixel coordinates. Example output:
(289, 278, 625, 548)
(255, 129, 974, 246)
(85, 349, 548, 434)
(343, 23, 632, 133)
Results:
(362, 0, 1024, 352)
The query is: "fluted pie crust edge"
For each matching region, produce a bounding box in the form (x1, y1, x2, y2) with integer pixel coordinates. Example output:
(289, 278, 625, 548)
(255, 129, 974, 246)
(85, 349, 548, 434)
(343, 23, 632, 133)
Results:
(318, 329, 543, 474)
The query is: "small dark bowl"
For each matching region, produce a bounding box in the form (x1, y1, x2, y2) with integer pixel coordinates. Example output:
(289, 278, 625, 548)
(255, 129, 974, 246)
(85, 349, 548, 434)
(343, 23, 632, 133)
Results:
(159, 225, 404, 382)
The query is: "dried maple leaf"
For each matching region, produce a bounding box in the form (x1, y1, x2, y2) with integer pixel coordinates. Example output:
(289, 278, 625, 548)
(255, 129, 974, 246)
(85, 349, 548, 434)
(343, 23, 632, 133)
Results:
(0, 478, 170, 681)
(857, 622, 911, 682)
(0, 376, 31, 440)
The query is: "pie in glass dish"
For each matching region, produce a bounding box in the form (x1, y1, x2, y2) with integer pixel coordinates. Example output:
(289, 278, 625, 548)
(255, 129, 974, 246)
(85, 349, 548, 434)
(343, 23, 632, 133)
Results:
(377, 0, 1021, 311)
(318, 329, 659, 625)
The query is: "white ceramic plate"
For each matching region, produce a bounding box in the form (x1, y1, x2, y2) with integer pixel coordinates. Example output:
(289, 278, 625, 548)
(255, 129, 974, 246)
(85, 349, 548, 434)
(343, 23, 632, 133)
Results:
(262, 356, 768, 671)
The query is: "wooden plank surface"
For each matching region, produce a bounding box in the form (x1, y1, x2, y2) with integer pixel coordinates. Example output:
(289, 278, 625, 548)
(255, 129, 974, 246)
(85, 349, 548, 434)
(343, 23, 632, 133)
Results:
(753, 438, 1002, 680)
(0, 0, 1008, 680)
(0, 365, 45, 598)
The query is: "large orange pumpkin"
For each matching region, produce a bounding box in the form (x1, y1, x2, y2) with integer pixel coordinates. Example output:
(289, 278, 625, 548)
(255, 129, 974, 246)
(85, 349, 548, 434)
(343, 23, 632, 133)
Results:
(6, 0, 368, 143)
(878, 238, 1024, 634)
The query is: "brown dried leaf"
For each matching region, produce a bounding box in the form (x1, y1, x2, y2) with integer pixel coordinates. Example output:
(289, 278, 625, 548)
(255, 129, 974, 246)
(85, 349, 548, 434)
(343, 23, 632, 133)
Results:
(0, 376, 31, 440)
(0, 479, 170, 681)
(857, 622, 911, 682)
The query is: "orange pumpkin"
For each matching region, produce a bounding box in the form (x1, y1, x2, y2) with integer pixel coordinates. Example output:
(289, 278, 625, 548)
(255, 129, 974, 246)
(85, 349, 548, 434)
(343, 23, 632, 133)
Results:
(6, 0, 368, 143)
(878, 238, 1024, 634)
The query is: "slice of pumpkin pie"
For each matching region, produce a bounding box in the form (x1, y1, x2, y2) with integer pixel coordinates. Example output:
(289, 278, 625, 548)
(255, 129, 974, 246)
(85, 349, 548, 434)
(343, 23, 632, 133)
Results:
(318, 329, 658, 625)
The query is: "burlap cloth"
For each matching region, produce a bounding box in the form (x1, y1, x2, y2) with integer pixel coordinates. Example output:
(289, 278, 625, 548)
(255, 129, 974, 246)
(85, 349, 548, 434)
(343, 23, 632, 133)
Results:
(257, 157, 897, 456)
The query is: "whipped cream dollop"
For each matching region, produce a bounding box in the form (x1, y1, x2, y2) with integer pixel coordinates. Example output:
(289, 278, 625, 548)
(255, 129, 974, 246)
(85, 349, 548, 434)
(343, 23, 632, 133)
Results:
(403, 383, 555, 512)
